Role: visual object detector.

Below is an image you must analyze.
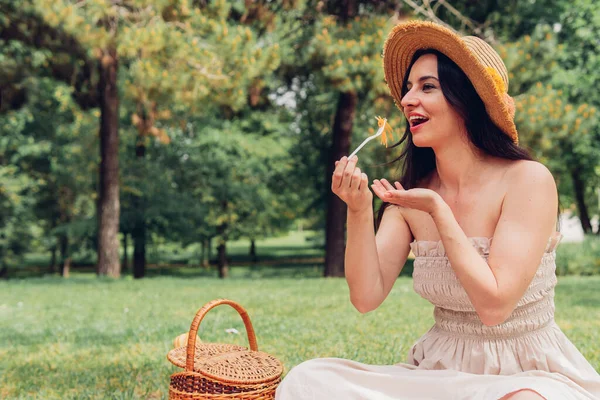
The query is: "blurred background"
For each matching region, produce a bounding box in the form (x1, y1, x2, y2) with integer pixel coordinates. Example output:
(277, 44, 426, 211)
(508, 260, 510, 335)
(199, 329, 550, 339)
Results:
(1, 0, 599, 280)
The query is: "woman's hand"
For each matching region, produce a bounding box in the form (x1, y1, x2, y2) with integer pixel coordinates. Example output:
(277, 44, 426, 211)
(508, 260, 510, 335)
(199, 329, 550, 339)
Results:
(371, 179, 443, 215)
(331, 156, 373, 213)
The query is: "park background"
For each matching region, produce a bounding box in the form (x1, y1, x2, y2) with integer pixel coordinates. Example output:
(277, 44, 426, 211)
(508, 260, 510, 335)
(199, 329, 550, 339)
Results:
(1, 0, 599, 398)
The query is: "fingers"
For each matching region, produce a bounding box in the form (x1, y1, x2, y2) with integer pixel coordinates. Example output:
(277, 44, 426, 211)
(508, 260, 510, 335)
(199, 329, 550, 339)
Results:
(372, 179, 404, 203)
(332, 155, 360, 193)
(331, 156, 373, 212)
(333, 156, 358, 189)
(350, 167, 363, 189)
(359, 173, 368, 191)
(371, 179, 387, 200)
(380, 178, 395, 191)
(343, 156, 358, 188)
(332, 157, 348, 190)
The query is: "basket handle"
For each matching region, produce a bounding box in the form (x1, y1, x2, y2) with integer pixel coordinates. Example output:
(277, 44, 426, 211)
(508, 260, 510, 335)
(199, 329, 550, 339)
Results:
(185, 298, 258, 371)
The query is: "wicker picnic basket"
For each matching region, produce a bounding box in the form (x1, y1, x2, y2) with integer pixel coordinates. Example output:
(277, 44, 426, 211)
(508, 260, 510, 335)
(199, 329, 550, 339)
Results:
(167, 299, 283, 400)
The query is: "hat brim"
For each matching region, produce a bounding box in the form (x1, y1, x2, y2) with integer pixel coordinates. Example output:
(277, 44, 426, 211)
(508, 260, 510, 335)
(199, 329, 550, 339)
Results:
(383, 21, 518, 144)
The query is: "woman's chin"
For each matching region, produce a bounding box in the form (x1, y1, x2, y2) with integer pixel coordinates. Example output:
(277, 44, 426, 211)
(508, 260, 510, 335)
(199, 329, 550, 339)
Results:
(411, 134, 430, 147)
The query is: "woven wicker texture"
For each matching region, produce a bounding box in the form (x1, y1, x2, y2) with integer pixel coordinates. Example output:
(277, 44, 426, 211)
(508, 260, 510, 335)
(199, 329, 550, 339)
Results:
(168, 344, 249, 370)
(194, 351, 283, 384)
(168, 299, 283, 400)
(169, 373, 280, 399)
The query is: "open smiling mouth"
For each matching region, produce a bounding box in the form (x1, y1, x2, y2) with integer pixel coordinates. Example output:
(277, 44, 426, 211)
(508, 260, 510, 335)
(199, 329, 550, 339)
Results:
(409, 116, 429, 128)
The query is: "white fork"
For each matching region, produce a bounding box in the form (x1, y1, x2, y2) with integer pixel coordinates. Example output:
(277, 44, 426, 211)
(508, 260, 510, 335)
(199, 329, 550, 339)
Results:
(348, 118, 388, 159)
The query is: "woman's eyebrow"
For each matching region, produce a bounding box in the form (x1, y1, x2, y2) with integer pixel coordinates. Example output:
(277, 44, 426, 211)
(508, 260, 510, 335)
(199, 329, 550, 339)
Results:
(407, 75, 440, 85)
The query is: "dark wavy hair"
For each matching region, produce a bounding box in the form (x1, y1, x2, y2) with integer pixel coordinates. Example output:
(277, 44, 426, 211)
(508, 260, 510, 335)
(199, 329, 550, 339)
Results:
(375, 49, 560, 230)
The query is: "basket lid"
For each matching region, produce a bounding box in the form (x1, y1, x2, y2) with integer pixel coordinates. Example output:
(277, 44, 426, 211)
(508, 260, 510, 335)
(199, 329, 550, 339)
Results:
(167, 343, 248, 369)
(194, 350, 283, 384)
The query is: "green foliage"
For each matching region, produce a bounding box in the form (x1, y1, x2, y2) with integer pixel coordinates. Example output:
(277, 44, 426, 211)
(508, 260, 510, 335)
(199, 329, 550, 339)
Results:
(0, 76, 97, 268)
(498, 25, 564, 95)
(496, 19, 600, 224)
(1, 0, 308, 267)
(483, 0, 568, 40)
(0, 39, 50, 86)
(515, 85, 599, 162)
(189, 120, 300, 242)
(0, 165, 38, 267)
(30, 0, 286, 143)
(285, 6, 408, 229)
(512, 76, 600, 221)
(308, 14, 388, 95)
(556, 236, 600, 276)
(2, 0, 600, 272)
(554, 0, 600, 106)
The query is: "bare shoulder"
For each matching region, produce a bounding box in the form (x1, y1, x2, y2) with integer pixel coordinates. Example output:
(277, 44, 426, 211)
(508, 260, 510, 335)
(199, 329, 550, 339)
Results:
(504, 160, 557, 193)
(502, 160, 558, 217)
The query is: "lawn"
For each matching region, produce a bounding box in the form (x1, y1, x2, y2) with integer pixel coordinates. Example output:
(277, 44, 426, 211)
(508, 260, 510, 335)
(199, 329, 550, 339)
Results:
(1, 274, 599, 399)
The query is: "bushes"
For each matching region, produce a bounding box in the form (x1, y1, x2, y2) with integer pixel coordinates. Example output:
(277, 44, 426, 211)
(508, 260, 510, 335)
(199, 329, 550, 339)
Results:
(556, 236, 600, 276)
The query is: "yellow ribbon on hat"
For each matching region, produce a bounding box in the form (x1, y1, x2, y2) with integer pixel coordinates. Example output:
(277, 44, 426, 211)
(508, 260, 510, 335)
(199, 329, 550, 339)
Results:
(485, 66, 515, 121)
(485, 66, 507, 94)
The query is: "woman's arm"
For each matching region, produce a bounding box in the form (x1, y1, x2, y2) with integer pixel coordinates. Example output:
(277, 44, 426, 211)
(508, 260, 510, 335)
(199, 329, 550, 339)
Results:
(431, 161, 558, 326)
(331, 157, 412, 314)
(345, 205, 412, 313)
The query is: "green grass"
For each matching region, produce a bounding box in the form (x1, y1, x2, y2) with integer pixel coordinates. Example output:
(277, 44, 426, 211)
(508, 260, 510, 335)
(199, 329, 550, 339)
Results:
(1, 274, 599, 399)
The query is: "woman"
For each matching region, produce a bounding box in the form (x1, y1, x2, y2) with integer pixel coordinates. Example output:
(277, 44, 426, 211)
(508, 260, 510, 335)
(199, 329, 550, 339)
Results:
(275, 21, 600, 399)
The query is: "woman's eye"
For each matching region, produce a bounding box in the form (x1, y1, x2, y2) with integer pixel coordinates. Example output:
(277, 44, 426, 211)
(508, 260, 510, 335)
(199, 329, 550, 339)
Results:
(423, 84, 436, 91)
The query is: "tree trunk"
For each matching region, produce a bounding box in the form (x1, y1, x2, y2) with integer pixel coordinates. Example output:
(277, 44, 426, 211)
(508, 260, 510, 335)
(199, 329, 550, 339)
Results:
(216, 201, 229, 278)
(49, 244, 57, 274)
(96, 47, 121, 278)
(122, 232, 128, 273)
(217, 241, 229, 278)
(60, 235, 70, 278)
(133, 219, 146, 279)
(62, 258, 71, 278)
(324, 91, 357, 277)
(0, 264, 7, 279)
(571, 168, 592, 233)
(132, 141, 147, 279)
(325, 0, 357, 22)
(201, 238, 210, 268)
(249, 239, 258, 263)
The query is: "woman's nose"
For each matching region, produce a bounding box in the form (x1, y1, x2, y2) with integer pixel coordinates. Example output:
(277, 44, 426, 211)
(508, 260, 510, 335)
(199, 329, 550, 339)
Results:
(400, 89, 419, 108)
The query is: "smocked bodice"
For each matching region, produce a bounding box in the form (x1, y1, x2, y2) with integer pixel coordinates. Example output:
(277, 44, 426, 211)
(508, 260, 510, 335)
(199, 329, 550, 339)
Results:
(409, 235, 562, 338)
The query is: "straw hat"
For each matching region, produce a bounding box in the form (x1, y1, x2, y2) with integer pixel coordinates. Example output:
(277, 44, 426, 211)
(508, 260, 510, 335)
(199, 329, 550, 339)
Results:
(383, 20, 518, 144)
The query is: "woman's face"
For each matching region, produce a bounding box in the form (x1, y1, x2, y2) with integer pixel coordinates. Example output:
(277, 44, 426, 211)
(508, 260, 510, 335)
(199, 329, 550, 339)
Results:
(400, 54, 466, 147)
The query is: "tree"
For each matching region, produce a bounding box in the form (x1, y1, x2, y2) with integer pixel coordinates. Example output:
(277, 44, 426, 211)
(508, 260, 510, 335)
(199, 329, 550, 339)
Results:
(123, 0, 287, 278)
(499, 24, 600, 233)
(515, 86, 600, 233)
(171, 114, 298, 278)
(2, 0, 287, 277)
(0, 74, 98, 277)
(298, 2, 398, 277)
